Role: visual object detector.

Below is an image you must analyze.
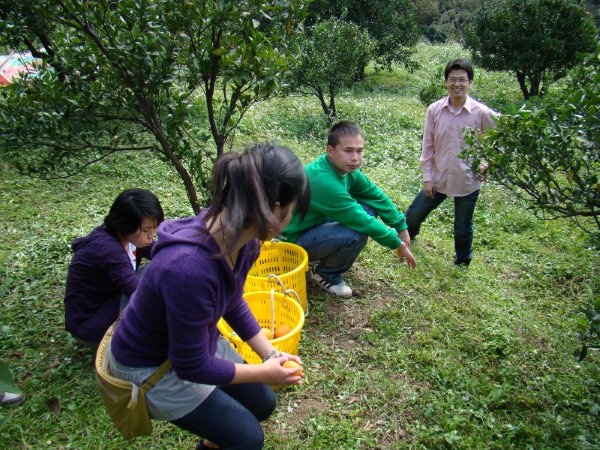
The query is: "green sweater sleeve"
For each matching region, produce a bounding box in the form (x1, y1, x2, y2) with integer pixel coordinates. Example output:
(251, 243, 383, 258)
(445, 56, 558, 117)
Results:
(282, 155, 406, 250)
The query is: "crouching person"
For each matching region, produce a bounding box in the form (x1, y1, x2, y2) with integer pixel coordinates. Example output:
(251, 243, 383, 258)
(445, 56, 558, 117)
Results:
(109, 143, 310, 449)
(64, 188, 164, 348)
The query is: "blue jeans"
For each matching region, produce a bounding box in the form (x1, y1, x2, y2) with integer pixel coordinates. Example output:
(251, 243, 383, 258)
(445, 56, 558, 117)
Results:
(406, 189, 480, 266)
(171, 382, 276, 450)
(295, 205, 375, 284)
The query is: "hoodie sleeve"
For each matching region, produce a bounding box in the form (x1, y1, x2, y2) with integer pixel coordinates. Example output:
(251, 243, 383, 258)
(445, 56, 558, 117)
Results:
(96, 239, 140, 298)
(71, 228, 140, 299)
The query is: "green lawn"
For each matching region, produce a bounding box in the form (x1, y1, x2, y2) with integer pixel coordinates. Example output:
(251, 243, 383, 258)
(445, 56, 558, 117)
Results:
(1, 43, 598, 449)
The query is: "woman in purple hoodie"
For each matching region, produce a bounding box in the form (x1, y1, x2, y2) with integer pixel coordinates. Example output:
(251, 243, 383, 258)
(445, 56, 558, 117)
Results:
(109, 143, 310, 449)
(64, 188, 164, 347)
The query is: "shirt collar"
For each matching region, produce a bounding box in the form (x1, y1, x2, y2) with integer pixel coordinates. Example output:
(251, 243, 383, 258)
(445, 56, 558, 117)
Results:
(443, 95, 474, 114)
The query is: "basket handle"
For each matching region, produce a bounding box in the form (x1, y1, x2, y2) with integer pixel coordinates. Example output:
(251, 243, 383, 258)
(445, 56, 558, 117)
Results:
(266, 273, 308, 316)
(269, 288, 275, 338)
(224, 330, 238, 346)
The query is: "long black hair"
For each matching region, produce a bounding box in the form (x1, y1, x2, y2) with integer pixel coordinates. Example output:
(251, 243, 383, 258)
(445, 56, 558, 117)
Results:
(104, 188, 164, 235)
(205, 142, 310, 247)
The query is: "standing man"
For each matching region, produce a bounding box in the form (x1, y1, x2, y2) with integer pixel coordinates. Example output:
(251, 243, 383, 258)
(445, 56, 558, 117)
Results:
(282, 121, 416, 298)
(406, 58, 497, 266)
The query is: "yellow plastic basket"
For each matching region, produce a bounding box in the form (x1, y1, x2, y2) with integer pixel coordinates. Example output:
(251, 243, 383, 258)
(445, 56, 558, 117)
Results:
(244, 241, 309, 312)
(217, 290, 305, 365)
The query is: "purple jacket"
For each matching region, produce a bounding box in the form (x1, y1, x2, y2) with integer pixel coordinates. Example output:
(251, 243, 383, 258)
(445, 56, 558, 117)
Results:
(64, 225, 152, 343)
(111, 211, 261, 386)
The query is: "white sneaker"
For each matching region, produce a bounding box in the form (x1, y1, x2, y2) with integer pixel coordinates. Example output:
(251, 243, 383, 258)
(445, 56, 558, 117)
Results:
(0, 391, 25, 407)
(310, 265, 353, 297)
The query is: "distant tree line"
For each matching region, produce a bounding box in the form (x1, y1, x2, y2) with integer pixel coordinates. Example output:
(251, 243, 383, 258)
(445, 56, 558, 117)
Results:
(413, 0, 600, 44)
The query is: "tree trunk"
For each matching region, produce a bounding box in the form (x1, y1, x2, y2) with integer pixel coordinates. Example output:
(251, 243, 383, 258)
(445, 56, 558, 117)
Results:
(529, 72, 540, 97)
(316, 87, 330, 117)
(215, 134, 225, 159)
(143, 106, 200, 213)
(157, 134, 200, 214)
(328, 84, 337, 119)
(516, 71, 530, 100)
(205, 26, 223, 158)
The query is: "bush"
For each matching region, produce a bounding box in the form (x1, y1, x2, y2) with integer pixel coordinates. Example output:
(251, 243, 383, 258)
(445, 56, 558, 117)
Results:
(465, 0, 597, 99)
(418, 66, 446, 106)
(289, 18, 375, 118)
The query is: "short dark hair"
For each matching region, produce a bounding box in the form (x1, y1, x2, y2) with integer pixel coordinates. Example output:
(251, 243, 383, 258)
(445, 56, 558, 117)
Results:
(206, 142, 310, 245)
(327, 120, 364, 147)
(104, 188, 164, 235)
(444, 58, 474, 81)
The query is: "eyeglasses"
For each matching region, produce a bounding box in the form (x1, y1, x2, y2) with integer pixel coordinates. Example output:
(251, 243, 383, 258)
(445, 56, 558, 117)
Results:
(447, 77, 470, 84)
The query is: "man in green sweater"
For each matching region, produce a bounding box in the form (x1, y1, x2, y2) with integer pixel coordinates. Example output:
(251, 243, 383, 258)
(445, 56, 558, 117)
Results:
(282, 121, 416, 297)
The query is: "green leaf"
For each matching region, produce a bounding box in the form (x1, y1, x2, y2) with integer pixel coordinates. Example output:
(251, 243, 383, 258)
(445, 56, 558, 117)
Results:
(0, 360, 21, 394)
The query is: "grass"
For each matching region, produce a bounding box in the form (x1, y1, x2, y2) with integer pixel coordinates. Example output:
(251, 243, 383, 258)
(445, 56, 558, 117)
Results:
(1, 43, 599, 449)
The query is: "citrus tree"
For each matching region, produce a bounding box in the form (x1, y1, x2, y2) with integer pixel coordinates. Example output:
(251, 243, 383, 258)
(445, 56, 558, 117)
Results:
(290, 19, 375, 119)
(462, 46, 600, 236)
(464, 0, 597, 100)
(307, 0, 418, 72)
(0, 0, 308, 213)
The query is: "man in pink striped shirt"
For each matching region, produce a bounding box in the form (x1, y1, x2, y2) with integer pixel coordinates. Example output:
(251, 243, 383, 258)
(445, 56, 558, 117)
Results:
(406, 58, 497, 266)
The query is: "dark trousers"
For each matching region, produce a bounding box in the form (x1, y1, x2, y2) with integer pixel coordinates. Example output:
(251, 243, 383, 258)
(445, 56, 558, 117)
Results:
(295, 204, 375, 284)
(171, 383, 276, 450)
(406, 189, 480, 265)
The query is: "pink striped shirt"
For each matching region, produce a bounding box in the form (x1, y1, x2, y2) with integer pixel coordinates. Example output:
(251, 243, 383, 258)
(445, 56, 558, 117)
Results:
(420, 95, 497, 197)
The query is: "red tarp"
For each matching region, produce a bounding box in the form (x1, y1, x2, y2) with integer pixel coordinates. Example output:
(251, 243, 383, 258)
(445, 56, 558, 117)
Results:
(0, 51, 40, 86)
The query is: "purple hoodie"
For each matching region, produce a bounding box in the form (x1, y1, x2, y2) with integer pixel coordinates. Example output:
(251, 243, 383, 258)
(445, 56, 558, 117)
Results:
(111, 211, 261, 386)
(64, 225, 152, 343)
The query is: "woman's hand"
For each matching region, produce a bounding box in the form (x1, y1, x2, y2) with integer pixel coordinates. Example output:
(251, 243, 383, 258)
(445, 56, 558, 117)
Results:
(232, 351, 303, 385)
(261, 355, 303, 386)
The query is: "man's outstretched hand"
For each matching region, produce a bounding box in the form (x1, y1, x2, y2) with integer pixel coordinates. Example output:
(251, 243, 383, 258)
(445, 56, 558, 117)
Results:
(396, 243, 417, 268)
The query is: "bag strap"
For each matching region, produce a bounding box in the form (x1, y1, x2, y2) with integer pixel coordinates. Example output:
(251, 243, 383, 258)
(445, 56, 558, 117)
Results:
(139, 359, 172, 393)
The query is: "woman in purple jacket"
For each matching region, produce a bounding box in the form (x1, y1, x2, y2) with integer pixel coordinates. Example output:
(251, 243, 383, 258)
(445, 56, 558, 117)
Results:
(109, 143, 310, 449)
(64, 188, 164, 347)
